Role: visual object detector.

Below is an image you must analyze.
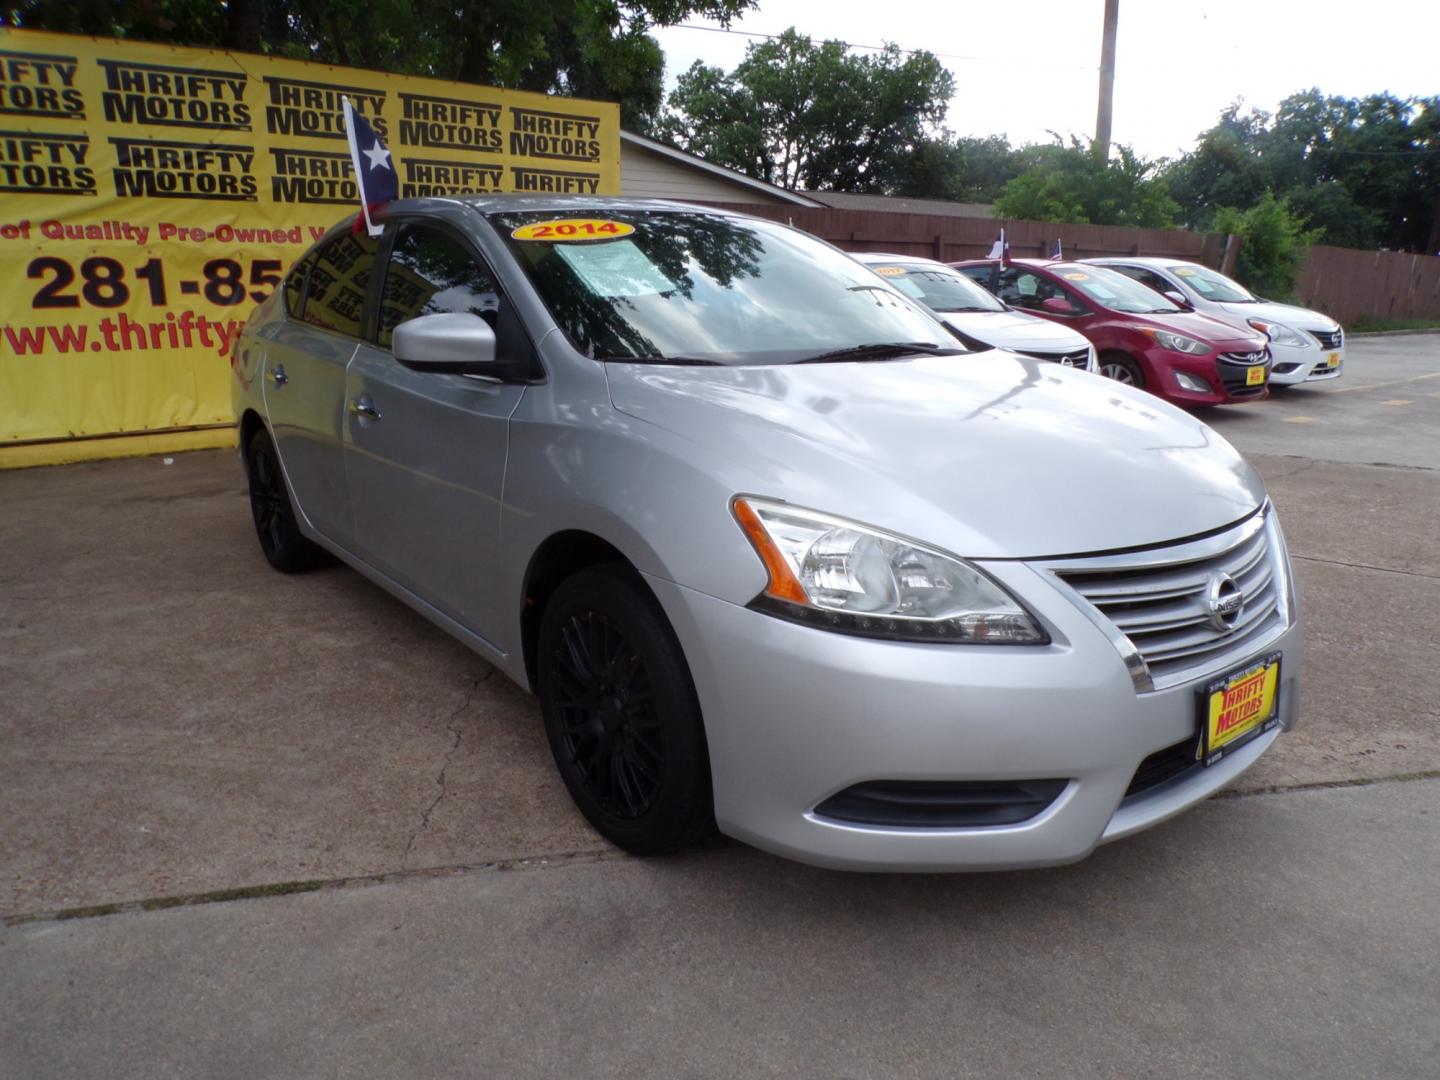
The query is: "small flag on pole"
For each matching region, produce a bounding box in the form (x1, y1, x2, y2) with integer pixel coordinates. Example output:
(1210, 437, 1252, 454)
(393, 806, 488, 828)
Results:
(343, 96, 397, 238)
(1049, 238, 1063, 260)
(986, 228, 1007, 261)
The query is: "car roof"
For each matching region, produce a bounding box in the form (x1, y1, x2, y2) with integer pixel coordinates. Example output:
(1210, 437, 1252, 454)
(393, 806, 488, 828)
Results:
(1084, 256, 1202, 269)
(377, 194, 745, 218)
(853, 252, 952, 268)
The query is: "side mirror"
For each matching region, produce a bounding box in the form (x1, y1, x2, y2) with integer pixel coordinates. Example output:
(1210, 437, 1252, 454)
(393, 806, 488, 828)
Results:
(1041, 296, 1077, 315)
(1163, 290, 1192, 310)
(392, 312, 496, 371)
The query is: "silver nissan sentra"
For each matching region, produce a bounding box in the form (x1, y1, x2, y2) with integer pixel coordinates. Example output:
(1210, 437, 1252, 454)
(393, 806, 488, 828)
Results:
(231, 196, 1303, 871)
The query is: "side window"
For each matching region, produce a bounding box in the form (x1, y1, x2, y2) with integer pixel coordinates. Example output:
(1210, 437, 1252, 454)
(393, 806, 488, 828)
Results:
(378, 225, 530, 366)
(1113, 265, 1169, 295)
(304, 232, 379, 338)
(282, 251, 316, 318)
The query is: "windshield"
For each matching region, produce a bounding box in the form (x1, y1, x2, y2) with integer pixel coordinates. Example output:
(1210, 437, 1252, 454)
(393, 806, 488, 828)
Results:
(865, 262, 1006, 313)
(1168, 264, 1257, 303)
(1058, 266, 1181, 314)
(490, 210, 959, 365)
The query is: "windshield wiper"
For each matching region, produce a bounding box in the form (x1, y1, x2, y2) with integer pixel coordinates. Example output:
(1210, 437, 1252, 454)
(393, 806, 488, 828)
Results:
(795, 342, 963, 364)
(939, 306, 998, 313)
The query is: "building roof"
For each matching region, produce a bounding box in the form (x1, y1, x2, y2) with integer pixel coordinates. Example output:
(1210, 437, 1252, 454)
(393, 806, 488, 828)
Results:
(801, 191, 994, 218)
(619, 131, 824, 207)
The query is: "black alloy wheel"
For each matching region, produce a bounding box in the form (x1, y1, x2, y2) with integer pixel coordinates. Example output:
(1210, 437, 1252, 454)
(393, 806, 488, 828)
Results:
(538, 566, 714, 854)
(245, 428, 329, 573)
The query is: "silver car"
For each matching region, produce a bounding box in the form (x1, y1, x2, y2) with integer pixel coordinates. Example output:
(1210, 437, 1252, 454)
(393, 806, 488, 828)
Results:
(852, 252, 1096, 371)
(1085, 257, 1344, 386)
(233, 197, 1303, 871)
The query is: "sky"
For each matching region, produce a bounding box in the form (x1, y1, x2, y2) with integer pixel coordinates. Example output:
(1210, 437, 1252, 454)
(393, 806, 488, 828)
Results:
(651, 0, 1440, 162)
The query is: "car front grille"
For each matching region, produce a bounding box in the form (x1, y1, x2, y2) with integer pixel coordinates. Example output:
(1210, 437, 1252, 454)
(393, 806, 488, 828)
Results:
(1123, 738, 1200, 801)
(1215, 350, 1270, 397)
(1308, 328, 1343, 350)
(1015, 347, 1091, 368)
(813, 779, 1068, 828)
(1045, 509, 1291, 692)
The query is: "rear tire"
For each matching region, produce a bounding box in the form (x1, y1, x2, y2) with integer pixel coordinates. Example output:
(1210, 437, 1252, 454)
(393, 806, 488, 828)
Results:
(537, 565, 715, 855)
(1099, 352, 1145, 390)
(245, 428, 330, 573)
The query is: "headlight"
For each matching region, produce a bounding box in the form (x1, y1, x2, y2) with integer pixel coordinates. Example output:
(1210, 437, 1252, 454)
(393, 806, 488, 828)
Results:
(1141, 327, 1209, 355)
(1247, 318, 1308, 348)
(732, 497, 1049, 644)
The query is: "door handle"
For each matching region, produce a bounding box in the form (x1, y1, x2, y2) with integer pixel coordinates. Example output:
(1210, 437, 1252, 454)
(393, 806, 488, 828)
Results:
(349, 396, 382, 421)
(270, 364, 287, 386)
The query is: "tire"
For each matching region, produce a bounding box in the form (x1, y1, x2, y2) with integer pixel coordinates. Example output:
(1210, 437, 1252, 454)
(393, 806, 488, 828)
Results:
(1098, 352, 1146, 390)
(245, 427, 330, 573)
(537, 565, 715, 855)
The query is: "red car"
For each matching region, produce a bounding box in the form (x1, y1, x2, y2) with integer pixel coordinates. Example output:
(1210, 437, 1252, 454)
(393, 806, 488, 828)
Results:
(951, 259, 1272, 406)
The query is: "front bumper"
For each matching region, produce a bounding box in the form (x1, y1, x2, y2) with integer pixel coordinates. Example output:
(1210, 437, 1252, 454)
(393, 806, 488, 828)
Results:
(1270, 342, 1344, 385)
(1140, 347, 1269, 406)
(647, 549, 1301, 872)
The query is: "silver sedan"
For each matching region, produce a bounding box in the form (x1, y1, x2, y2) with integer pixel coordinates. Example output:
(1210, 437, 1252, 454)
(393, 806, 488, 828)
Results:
(232, 197, 1303, 871)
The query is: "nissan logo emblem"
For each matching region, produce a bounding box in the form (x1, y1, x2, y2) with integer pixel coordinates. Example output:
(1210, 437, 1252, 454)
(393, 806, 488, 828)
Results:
(1206, 573, 1245, 632)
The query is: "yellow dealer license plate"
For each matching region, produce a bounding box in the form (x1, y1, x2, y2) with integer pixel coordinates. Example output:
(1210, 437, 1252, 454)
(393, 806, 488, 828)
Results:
(1246, 366, 1265, 386)
(1328, 352, 1341, 367)
(1200, 653, 1281, 766)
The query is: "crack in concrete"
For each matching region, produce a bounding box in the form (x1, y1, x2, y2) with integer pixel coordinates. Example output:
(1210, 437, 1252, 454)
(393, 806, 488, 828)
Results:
(399, 667, 495, 870)
(7, 774, 1437, 928)
(1290, 554, 1440, 581)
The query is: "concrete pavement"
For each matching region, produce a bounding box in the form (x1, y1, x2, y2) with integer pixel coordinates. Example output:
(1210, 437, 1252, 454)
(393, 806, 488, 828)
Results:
(3, 334, 1439, 1078)
(4, 778, 1437, 1079)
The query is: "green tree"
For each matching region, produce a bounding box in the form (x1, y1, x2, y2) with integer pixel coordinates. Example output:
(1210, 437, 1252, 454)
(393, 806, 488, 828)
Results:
(4, 0, 753, 130)
(1212, 194, 1319, 301)
(659, 28, 954, 191)
(992, 138, 1178, 227)
(1166, 91, 1440, 252)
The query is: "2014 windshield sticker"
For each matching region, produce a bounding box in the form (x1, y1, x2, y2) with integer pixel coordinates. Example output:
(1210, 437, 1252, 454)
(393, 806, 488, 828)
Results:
(874, 266, 906, 276)
(511, 219, 634, 242)
(1174, 267, 1196, 276)
(1063, 272, 1089, 281)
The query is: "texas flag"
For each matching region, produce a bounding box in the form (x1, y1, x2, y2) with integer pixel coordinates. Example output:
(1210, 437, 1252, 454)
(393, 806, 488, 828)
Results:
(343, 96, 397, 238)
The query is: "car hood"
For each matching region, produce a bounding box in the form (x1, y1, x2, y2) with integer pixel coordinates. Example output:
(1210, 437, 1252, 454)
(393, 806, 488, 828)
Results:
(606, 352, 1264, 560)
(1120, 310, 1269, 351)
(939, 310, 1090, 352)
(1215, 299, 1339, 332)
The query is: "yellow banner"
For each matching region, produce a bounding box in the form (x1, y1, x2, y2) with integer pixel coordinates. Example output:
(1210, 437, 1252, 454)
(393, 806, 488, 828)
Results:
(0, 28, 620, 461)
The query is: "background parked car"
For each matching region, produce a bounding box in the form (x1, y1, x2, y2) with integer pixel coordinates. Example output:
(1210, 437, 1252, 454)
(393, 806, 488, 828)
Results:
(1084, 257, 1344, 386)
(852, 253, 1094, 371)
(951, 258, 1273, 407)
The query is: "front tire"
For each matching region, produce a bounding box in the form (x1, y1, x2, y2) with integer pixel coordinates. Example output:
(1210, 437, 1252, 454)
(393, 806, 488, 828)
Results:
(245, 428, 330, 573)
(537, 565, 715, 855)
(1099, 352, 1146, 389)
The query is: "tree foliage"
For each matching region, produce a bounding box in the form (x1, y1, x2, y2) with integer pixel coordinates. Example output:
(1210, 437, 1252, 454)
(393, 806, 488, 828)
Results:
(1166, 91, 1440, 252)
(992, 138, 1178, 228)
(1211, 194, 1319, 301)
(3, 0, 754, 133)
(658, 28, 954, 191)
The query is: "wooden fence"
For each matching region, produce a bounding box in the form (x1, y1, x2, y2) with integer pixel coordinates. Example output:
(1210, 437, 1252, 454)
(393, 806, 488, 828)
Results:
(1296, 245, 1440, 325)
(704, 202, 1440, 326)
(704, 203, 1226, 265)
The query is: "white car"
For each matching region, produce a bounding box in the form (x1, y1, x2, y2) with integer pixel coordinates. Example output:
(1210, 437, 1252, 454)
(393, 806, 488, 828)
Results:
(1085, 257, 1343, 386)
(855, 253, 1095, 371)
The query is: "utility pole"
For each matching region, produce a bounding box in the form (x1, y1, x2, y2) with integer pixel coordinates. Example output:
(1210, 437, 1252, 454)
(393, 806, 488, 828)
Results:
(1094, 0, 1119, 161)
